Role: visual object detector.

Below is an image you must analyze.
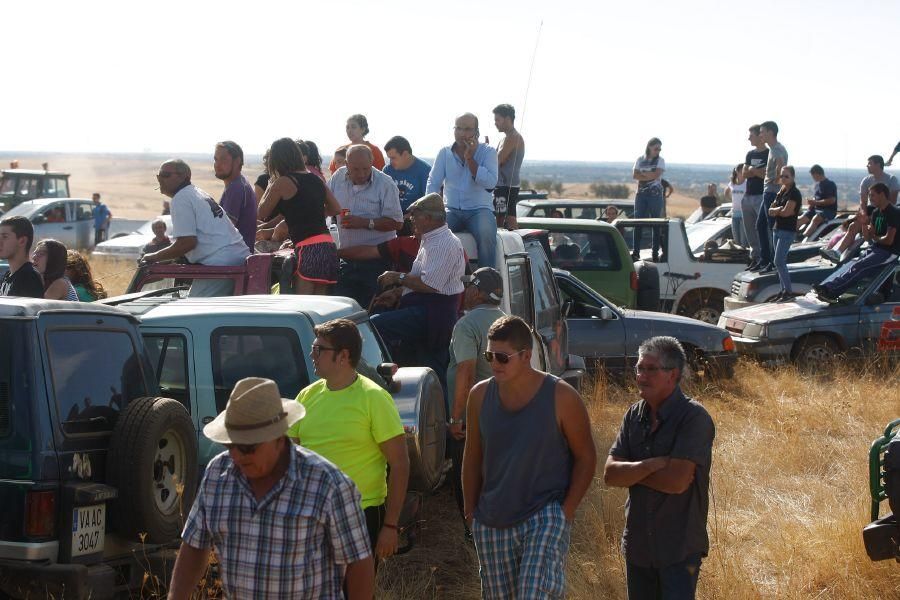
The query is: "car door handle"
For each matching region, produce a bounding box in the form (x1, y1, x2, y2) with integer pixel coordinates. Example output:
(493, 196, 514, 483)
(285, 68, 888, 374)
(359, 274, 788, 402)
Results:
(63, 226, 73, 230)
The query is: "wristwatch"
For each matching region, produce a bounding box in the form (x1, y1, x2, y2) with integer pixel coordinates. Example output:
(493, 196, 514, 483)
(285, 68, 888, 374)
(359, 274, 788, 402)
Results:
(449, 416, 464, 425)
(367, 218, 375, 230)
(398, 273, 407, 286)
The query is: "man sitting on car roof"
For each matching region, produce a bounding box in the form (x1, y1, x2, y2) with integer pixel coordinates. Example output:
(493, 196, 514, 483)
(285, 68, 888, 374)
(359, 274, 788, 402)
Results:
(813, 183, 900, 302)
(370, 193, 466, 386)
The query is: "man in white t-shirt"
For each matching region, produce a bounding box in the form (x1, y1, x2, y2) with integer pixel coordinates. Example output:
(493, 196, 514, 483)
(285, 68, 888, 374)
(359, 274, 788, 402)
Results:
(142, 159, 250, 297)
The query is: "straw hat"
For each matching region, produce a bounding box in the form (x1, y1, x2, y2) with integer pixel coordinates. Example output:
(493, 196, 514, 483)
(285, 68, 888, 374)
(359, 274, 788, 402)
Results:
(203, 377, 306, 445)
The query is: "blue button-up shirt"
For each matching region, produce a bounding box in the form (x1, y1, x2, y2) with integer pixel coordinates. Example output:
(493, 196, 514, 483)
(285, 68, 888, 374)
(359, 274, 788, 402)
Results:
(328, 167, 403, 248)
(426, 143, 498, 211)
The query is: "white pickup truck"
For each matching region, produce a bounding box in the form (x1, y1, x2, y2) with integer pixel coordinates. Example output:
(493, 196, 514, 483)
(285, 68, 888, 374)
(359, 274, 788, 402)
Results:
(615, 218, 752, 323)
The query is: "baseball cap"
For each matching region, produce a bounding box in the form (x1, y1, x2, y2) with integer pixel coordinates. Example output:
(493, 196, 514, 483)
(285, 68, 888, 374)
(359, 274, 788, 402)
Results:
(461, 267, 503, 302)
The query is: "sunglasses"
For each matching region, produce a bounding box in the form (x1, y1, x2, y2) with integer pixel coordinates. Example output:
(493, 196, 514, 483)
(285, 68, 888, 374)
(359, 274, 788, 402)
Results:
(483, 349, 526, 364)
(225, 442, 260, 455)
(311, 344, 337, 357)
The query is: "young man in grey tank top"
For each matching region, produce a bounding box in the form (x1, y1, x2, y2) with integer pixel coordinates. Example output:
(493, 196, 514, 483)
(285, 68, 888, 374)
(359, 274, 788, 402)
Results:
(492, 104, 525, 230)
(462, 316, 596, 599)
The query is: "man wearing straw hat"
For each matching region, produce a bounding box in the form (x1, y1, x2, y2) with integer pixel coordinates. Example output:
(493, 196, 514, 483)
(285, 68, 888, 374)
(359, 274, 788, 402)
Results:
(167, 377, 374, 599)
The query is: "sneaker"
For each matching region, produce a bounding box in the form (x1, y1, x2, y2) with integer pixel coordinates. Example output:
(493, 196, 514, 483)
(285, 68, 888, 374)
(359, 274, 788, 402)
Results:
(747, 260, 761, 271)
(812, 284, 837, 302)
(770, 292, 784, 302)
(760, 263, 776, 273)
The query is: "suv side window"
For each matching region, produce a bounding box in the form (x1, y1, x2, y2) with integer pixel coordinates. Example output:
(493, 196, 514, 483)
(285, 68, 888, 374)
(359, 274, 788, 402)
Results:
(527, 242, 561, 330)
(356, 321, 389, 387)
(144, 335, 190, 411)
(46, 330, 148, 435)
(211, 327, 308, 412)
(16, 177, 38, 200)
(506, 260, 531, 321)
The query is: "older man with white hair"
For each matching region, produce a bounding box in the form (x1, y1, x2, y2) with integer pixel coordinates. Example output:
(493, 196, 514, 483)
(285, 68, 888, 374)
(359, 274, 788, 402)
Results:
(168, 377, 374, 599)
(604, 337, 715, 600)
(329, 144, 404, 307)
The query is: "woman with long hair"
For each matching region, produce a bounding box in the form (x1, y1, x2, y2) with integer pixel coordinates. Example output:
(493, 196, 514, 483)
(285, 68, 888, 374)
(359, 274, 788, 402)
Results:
(631, 137, 665, 259)
(258, 138, 342, 294)
(301, 140, 326, 182)
(767, 165, 802, 301)
(328, 114, 386, 173)
(32, 239, 78, 301)
(66, 250, 106, 301)
(725, 163, 747, 246)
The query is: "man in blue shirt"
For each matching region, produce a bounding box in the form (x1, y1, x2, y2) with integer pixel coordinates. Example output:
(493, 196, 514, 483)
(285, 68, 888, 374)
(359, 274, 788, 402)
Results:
(426, 113, 498, 268)
(383, 136, 431, 236)
(91, 192, 112, 244)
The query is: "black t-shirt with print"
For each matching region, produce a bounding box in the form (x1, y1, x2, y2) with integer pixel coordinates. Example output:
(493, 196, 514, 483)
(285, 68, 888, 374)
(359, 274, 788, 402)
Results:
(0, 262, 45, 298)
(871, 203, 900, 255)
(745, 147, 769, 195)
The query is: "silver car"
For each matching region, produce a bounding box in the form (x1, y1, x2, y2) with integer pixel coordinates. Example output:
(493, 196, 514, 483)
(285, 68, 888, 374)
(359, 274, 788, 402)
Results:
(2, 198, 96, 250)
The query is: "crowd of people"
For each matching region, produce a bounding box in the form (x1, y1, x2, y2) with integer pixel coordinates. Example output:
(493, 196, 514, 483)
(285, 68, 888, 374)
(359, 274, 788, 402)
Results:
(2, 112, 897, 599)
(640, 123, 900, 303)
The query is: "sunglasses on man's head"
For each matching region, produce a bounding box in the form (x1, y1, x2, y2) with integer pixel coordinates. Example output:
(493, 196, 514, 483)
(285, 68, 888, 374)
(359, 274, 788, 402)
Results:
(483, 349, 526, 364)
(225, 442, 260, 455)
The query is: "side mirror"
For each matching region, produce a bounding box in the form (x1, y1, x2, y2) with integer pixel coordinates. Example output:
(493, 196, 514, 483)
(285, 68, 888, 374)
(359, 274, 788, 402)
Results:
(562, 298, 575, 319)
(31, 214, 45, 224)
(600, 306, 614, 320)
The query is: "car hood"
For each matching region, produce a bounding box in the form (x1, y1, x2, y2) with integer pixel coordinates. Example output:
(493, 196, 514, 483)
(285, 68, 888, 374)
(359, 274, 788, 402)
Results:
(723, 294, 829, 324)
(735, 258, 833, 283)
(620, 308, 726, 332)
(93, 234, 147, 252)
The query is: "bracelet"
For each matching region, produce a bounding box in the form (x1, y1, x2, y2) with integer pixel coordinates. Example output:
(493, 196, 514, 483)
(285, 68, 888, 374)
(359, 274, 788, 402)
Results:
(382, 522, 399, 531)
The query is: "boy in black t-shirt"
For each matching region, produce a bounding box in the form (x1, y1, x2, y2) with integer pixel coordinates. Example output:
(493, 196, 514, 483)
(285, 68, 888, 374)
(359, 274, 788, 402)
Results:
(0, 216, 44, 298)
(814, 183, 900, 302)
(742, 125, 769, 269)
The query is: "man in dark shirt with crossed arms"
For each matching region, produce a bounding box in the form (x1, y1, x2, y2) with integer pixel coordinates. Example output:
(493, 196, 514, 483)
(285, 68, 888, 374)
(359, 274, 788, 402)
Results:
(604, 336, 715, 600)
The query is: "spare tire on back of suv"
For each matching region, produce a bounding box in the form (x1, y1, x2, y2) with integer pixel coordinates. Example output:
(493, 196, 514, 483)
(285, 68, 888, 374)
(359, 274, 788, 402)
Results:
(634, 260, 660, 311)
(107, 396, 198, 544)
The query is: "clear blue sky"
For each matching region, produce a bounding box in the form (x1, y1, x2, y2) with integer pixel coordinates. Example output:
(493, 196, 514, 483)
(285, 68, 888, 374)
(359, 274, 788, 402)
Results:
(3, 0, 897, 168)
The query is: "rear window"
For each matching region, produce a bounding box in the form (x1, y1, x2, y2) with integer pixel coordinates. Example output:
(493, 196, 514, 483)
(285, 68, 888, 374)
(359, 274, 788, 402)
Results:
(211, 327, 308, 413)
(0, 321, 27, 438)
(548, 230, 621, 271)
(46, 329, 148, 435)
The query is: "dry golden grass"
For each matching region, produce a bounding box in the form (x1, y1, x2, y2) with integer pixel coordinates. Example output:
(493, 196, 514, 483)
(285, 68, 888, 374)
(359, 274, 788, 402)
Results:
(88, 253, 141, 296)
(378, 363, 900, 599)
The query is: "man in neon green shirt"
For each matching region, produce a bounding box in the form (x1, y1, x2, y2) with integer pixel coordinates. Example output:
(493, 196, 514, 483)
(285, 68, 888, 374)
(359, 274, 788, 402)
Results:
(288, 318, 409, 560)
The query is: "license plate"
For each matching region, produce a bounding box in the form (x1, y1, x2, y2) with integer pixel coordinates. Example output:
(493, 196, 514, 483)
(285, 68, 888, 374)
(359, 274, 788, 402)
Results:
(71, 504, 105, 557)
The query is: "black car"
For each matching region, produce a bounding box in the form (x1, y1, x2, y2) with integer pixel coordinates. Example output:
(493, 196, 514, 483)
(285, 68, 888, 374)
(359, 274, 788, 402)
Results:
(554, 269, 736, 377)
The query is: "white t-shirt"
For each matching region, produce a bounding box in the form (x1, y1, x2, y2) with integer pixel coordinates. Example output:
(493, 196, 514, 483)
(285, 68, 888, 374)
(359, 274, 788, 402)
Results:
(171, 184, 250, 266)
(728, 181, 747, 216)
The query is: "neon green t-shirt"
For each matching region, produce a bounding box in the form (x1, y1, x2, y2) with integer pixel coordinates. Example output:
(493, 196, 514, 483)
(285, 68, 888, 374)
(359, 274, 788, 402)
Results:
(288, 375, 404, 508)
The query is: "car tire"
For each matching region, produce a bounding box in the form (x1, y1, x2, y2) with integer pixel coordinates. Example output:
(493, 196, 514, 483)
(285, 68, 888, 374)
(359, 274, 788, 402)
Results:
(407, 371, 447, 493)
(792, 334, 841, 373)
(107, 396, 198, 543)
(634, 261, 660, 311)
(677, 290, 726, 324)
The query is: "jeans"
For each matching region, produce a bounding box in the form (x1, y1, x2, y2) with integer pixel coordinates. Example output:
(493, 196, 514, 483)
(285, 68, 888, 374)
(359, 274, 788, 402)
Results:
(821, 247, 900, 297)
(741, 194, 763, 259)
(731, 215, 746, 246)
(334, 257, 389, 309)
(773, 228, 794, 293)
(633, 190, 664, 256)
(447, 207, 497, 268)
(755, 191, 777, 265)
(626, 554, 703, 600)
(370, 304, 449, 388)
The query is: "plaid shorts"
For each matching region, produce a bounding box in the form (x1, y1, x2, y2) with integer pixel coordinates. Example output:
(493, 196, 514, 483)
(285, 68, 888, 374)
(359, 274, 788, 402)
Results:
(472, 501, 571, 599)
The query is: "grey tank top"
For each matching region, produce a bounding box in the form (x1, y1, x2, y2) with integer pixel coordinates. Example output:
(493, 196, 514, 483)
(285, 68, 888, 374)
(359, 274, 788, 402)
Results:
(497, 139, 524, 187)
(474, 374, 572, 528)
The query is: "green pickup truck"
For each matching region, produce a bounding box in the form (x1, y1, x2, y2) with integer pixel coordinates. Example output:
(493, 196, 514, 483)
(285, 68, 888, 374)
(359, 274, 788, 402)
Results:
(517, 216, 641, 309)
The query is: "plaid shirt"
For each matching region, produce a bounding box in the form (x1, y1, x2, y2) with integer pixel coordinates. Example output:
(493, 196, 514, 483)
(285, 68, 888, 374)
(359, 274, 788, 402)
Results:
(182, 445, 371, 598)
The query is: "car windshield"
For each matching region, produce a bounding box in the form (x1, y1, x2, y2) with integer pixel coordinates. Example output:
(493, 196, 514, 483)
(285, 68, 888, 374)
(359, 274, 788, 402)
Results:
(687, 220, 730, 253)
